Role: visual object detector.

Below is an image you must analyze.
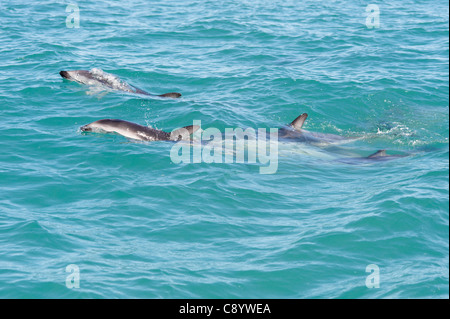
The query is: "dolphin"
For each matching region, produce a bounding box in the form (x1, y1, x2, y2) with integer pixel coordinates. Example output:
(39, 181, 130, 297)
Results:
(80, 119, 199, 142)
(60, 68, 181, 98)
(279, 113, 355, 145)
(278, 113, 407, 162)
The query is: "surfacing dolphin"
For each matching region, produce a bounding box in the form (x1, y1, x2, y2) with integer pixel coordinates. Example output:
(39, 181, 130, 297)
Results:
(60, 68, 181, 98)
(279, 113, 353, 145)
(80, 113, 406, 163)
(80, 119, 199, 142)
(279, 113, 407, 162)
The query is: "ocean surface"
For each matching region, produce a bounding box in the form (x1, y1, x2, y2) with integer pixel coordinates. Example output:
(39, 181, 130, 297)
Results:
(0, 0, 448, 299)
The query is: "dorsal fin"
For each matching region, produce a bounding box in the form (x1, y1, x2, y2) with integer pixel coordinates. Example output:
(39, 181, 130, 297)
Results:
(290, 113, 308, 130)
(368, 149, 387, 158)
(170, 125, 200, 141)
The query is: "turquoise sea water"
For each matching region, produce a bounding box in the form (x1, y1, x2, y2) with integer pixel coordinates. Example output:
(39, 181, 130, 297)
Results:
(0, 0, 448, 298)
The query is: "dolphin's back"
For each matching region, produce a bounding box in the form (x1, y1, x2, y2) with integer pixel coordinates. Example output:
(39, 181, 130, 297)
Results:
(82, 119, 170, 141)
(60, 68, 181, 98)
(61, 69, 137, 93)
(80, 119, 200, 142)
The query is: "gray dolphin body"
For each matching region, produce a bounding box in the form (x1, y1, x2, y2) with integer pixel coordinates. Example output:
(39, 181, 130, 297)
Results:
(80, 113, 406, 163)
(80, 119, 199, 142)
(278, 113, 407, 162)
(60, 69, 181, 98)
(279, 113, 351, 145)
